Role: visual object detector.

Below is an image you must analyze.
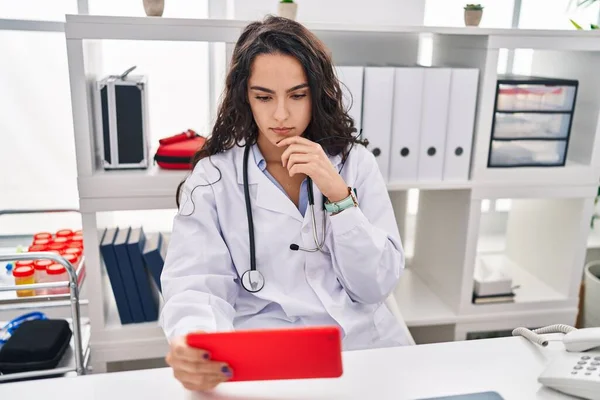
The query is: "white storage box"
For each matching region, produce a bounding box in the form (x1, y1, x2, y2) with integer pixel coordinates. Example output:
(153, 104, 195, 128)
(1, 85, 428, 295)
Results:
(489, 140, 567, 167)
(474, 255, 514, 297)
(94, 66, 150, 170)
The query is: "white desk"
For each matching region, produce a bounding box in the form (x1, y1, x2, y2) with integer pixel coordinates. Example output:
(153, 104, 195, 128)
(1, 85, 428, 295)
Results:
(0, 335, 576, 400)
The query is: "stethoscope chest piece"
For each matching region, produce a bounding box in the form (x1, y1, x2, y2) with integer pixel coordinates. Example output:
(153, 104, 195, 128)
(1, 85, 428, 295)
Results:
(241, 269, 265, 293)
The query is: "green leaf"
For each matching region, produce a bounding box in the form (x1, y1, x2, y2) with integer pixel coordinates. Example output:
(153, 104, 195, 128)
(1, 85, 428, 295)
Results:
(592, 23, 599, 29)
(570, 19, 584, 29)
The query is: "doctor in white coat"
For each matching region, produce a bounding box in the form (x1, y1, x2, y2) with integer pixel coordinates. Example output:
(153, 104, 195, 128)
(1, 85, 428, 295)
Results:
(161, 15, 410, 392)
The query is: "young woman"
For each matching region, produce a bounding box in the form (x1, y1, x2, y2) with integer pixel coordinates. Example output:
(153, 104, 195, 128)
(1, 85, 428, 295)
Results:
(161, 15, 409, 391)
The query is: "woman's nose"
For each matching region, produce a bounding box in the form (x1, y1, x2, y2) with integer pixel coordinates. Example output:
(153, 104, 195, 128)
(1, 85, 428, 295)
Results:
(273, 98, 289, 122)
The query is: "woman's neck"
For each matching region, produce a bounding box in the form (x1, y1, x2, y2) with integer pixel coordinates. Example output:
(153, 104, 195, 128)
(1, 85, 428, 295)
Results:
(257, 134, 284, 164)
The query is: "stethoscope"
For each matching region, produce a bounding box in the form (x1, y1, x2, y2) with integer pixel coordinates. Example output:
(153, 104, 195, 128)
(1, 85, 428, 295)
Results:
(241, 144, 329, 293)
(0, 311, 47, 346)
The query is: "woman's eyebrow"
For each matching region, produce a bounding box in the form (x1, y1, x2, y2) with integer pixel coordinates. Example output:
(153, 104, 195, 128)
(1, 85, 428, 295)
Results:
(249, 83, 309, 94)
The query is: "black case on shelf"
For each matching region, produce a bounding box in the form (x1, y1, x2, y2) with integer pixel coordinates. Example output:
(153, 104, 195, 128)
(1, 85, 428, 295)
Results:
(488, 75, 579, 168)
(0, 319, 72, 374)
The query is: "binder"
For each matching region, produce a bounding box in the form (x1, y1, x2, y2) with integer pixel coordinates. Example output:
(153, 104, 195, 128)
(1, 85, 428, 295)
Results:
(389, 67, 424, 182)
(362, 67, 395, 181)
(335, 66, 364, 133)
(126, 227, 159, 322)
(443, 68, 479, 181)
(113, 227, 146, 323)
(417, 67, 452, 181)
(142, 232, 168, 293)
(99, 227, 133, 325)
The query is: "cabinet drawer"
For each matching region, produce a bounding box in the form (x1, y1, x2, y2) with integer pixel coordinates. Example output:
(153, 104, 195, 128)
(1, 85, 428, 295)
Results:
(489, 140, 567, 167)
(496, 83, 576, 112)
(493, 112, 572, 140)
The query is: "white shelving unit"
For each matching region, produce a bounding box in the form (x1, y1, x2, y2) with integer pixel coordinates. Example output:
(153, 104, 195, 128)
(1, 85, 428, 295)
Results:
(63, 14, 600, 370)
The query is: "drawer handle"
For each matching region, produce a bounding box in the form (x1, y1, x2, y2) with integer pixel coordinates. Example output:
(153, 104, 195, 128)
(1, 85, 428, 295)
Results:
(455, 147, 464, 156)
(400, 147, 410, 157)
(427, 147, 436, 156)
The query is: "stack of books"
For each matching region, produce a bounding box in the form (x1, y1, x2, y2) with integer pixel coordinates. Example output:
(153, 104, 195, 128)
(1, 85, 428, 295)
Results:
(99, 226, 168, 325)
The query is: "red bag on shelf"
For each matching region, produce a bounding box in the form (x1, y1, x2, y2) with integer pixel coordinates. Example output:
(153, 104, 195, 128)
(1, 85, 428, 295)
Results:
(154, 129, 206, 170)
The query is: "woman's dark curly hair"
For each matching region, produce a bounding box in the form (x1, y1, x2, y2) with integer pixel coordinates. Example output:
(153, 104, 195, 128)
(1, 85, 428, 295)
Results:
(176, 15, 367, 204)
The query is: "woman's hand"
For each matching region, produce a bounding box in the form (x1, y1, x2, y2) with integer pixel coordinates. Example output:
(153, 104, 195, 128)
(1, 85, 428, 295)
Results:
(166, 336, 232, 392)
(277, 136, 349, 202)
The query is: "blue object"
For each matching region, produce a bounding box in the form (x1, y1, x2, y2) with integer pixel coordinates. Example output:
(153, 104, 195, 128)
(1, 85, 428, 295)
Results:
(252, 144, 309, 216)
(0, 311, 47, 345)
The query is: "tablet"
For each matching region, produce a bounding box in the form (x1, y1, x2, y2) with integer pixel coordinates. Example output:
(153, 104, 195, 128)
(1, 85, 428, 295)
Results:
(417, 392, 505, 400)
(186, 326, 343, 382)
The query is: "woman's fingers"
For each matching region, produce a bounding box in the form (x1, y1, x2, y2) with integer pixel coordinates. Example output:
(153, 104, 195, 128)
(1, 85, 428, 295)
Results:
(286, 153, 319, 171)
(281, 143, 315, 168)
(175, 369, 227, 392)
(169, 337, 210, 363)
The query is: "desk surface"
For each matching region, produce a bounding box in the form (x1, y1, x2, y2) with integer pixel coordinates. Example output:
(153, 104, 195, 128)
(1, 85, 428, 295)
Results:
(0, 335, 574, 400)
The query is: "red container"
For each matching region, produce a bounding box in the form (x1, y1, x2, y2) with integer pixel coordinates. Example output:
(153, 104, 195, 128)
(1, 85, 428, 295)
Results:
(33, 232, 52, 240)
(28, 244, 48, 252)
(55, 229, 74, 238)
(154, 130, 206, 170)
(33, 238, 53, 246)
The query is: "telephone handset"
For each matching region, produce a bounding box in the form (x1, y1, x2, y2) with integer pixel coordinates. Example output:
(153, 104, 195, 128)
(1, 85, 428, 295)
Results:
(513, 325, 600, 400)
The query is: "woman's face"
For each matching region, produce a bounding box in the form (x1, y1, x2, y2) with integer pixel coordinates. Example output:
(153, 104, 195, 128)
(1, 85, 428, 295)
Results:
(247, 53, 312, 147)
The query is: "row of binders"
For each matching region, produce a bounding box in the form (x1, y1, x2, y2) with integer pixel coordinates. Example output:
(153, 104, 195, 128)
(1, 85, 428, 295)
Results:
(335, 65, 479, 182)
(99, 226, 168, 324)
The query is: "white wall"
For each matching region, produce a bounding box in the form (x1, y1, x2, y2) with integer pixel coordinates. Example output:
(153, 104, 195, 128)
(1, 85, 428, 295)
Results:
(232, 0, 426, 25)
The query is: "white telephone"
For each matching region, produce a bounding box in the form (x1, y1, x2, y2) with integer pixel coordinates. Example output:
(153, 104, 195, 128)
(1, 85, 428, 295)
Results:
(513, 325, 600, 400)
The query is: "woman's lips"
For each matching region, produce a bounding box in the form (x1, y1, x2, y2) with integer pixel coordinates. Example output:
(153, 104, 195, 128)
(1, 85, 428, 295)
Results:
(271, 127, 293, 135)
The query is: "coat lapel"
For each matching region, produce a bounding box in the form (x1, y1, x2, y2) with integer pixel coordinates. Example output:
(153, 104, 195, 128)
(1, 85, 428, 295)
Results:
(234, 144, 346, 224)
(234, 144, 303, 222)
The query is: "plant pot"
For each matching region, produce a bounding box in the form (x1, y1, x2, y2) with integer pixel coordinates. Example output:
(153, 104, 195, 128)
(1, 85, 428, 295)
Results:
(583, 261, 600, 327)
(143, 0, 164, 17)
(464, 9, 483, 27)
(278, 2, 298, 20)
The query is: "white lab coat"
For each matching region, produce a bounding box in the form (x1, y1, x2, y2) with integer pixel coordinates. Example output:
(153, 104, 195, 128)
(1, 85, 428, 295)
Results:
(160, 142, 411, 351)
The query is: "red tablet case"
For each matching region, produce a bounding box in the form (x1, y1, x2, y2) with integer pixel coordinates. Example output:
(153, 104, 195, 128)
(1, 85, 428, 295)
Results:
(186, 326, 343, 382)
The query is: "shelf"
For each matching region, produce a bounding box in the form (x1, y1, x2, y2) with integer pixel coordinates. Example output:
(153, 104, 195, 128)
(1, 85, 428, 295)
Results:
(0, 320, 91, 382)
(63, 15, 600, 52)
(77, 165, 477, 212)
(394, 268, 457, 327)
(97, 274, 165, 342)
(466, 254, 570, 314)
(0, 260, 87, 306)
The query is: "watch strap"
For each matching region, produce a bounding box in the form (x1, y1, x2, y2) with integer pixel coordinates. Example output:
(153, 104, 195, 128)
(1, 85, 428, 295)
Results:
(324, 188, 358, 214)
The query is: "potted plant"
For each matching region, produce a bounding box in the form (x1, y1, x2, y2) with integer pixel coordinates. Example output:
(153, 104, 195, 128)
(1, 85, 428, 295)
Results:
(278, 0, 298, 21)
(464, 4, 483, 27)
(143, 0, 164, 17)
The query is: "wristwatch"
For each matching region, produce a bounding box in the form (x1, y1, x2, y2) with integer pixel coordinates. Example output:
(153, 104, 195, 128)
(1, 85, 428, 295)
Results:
(324, 187, 358, 214)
